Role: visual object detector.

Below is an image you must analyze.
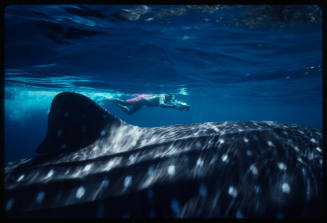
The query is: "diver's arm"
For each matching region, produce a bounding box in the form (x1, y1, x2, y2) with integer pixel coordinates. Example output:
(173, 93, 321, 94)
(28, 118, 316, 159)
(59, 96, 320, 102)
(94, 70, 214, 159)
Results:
(117, 103, 143, 115)
(160, 100, 190, 111)
(159, 103, 175, 108)
(116, 103, 130, 112)
(128, 104, 143, 114)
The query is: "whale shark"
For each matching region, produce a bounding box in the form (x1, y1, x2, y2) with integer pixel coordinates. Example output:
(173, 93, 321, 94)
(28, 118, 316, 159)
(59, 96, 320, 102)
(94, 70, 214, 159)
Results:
(4, 92, 324, 218)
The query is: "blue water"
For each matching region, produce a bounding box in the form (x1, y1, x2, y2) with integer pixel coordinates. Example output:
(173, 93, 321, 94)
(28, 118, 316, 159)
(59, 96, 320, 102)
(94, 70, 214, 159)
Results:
(4, 5, 322, 163)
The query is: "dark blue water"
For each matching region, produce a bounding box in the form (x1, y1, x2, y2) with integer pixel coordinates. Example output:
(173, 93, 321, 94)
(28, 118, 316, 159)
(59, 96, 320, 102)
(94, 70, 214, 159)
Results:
(4, 5, 322, 163)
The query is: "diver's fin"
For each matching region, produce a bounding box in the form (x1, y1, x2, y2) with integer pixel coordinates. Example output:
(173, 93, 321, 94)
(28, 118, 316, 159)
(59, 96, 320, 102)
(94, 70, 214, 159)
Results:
(35, 92, 122, 154)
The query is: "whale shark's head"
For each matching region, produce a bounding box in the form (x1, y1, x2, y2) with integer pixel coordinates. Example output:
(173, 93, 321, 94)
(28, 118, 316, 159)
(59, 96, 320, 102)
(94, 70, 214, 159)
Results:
(35, 92, 122, 155)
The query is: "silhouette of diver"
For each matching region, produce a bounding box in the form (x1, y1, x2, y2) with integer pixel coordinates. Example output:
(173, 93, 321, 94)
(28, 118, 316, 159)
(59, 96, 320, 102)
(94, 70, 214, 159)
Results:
(110, 93, 190, 114)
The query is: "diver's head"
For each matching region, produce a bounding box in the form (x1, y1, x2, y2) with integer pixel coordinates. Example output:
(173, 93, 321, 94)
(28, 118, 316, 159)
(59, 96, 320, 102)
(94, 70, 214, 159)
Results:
(175, 101, 190, 111)
(164, 94, 175, 103)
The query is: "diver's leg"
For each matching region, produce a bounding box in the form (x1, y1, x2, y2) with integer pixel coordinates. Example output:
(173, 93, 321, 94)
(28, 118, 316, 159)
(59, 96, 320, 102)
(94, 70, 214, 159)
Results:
(110, 98, 143, 114)
(111, 98, 128, 105)
(127, 104, 142, 114)
(116, 103, 132, 113)
(117, 103, 143, 115)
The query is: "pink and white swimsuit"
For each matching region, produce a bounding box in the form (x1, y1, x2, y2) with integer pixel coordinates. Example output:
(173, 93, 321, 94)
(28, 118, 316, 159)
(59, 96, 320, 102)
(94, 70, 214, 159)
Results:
(126, 94, 153, 103)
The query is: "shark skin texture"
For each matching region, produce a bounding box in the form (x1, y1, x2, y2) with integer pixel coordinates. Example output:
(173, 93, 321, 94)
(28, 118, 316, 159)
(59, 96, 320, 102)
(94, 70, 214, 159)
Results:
(4, 92, 324, 218)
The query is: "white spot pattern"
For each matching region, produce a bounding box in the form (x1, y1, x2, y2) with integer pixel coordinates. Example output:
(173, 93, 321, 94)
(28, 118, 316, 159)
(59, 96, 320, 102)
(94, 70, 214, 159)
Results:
(277, 162, 287, 171)
(124, 176, 132, 188)
(308, 152, 315, 160)
(170, 198, 180, 214)
(267, 140, 274, 147)
(6, 199, 14, 212)
(196, 158, 204, 167)
(228, 186, 238, 198)
(147, 166, 154, 175)
(46, 169, 54, 178)
(281, 182, 291, 194)
(17, 174, 25, 182)
(249, 164, 258, 175)
(254, 185, 261, 194)
(315, 147, 322, 153)
(128, 154, 135, 162)
(168, 165, 175, 176)
(199, 183, 207, 197)
(293, 146, 300, 152)
(221, 154, 229, 163)
(36, 191, 45, 204)
(310, 138, 317, 144)
(57, 129, 62, 137)
(76, 186, 85, 199)
(298, 130, 304, 135)
(102, 178, 110, 188)
(236, 210, 244, 219)
(83, 164, 92, 172)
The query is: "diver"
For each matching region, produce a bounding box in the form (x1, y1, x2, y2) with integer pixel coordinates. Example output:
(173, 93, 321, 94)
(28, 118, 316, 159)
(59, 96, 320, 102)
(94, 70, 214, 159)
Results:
(109, 93, 190, 115)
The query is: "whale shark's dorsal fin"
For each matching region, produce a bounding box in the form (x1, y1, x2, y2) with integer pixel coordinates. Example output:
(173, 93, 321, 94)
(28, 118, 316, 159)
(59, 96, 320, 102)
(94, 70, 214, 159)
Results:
(36, 92, 122, 154)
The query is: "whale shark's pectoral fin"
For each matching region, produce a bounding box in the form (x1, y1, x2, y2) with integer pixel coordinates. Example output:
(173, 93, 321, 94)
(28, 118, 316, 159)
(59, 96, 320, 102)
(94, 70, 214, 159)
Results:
(35, 92, 122, 155)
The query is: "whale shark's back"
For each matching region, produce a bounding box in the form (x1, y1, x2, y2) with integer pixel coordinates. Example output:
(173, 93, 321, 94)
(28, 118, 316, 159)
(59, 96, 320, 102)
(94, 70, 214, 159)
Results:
(35, 92, 121, 155)
(4, 92, 324, 218)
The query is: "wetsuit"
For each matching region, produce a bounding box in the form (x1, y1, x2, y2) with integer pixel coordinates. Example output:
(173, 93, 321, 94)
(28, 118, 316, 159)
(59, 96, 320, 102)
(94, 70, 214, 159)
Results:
(112, 94, 189, 114)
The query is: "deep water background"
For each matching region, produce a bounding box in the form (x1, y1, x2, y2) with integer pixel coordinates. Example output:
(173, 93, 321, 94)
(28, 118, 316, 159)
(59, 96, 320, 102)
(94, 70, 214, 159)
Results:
(4, 5, 322, 163)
